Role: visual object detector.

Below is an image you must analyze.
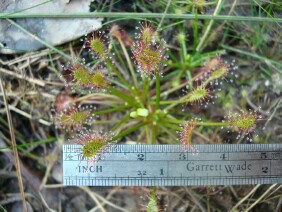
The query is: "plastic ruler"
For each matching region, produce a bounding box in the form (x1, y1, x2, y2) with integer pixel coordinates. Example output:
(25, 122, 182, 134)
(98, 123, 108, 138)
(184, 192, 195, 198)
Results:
(63, 144, 282, 186)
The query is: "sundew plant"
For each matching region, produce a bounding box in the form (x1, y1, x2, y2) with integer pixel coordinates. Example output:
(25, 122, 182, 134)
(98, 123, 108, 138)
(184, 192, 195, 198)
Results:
(56, 22, 267, 148)
(54, 21, 269, 209)
(0, 0, 281, 211)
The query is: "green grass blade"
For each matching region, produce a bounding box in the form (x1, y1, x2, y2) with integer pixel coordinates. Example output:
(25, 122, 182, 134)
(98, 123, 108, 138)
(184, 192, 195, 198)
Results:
(222, 44, 282, 70)
(0, 13, 281, 23)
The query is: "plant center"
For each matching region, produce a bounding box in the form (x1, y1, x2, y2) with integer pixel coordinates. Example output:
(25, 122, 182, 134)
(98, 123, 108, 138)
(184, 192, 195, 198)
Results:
(91, 73, 107, 88)
(138, 48, 159, 69)
(210, 65, 228, 80)
(90, 39, 105, 56)
(70, 111, 88, 124)
(74, 69, 91, 84)
(234, 115, 256, 130)
(188, 88, 208, 102)
(60, 114, 72, 125)
(82, 139, 105, 158)
(142, 28, 153, 44)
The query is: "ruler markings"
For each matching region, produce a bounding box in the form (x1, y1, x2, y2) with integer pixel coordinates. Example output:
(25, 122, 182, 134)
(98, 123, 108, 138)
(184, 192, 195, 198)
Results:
(64, 157, 282, 162)
(63, 176, 282, 186)
(64, 144, 282, 152)
(63, 144, 282, 152)
(63, 144, 282, 186)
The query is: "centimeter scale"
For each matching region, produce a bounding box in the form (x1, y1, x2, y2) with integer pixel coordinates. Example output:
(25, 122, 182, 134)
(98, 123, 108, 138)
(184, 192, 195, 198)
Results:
(63, 144, 282, 186)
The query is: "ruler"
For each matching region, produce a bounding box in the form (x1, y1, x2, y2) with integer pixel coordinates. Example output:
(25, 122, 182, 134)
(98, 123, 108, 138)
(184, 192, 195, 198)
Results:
(63, 144, 282, 186)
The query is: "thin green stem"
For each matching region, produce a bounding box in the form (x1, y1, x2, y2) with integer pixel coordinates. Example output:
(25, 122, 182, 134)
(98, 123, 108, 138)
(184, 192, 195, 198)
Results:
(76, 92, 122, 103)
(145, 125, 150, 144)
(196, 0, 226, 52)
(160, 122, 181, 130)
(0, 137, 56, 150)
(192, 8, 198, 52)
(153, 72, 161, 145)
(112, 39, 144, 108)
(151, 72, 161, 145)
(117, 38, 138, 89)
(174, 27, 189, 85)
(161, 117, 232, 127)
(160, 78, 190, 97)
(163, 94, 192, 111)
(6, 19, 72, 60)
(0, 131, 45, 165)
(93, 105, 127, 115)
(163, 102, 181, 111)
(179, 23, 188, 62)
(221, 45, 282, 69)
(151, 125, 157, 144)
(157, 0, 172, 30)
(152, 186, 157, 195)
(143, 77, 147, 101)
(199, 122, 231, 126)
(111, 121, 147, 141)
(143, 76, 150, 104)
(108, 87, 136, 105)
(155, 73, 161, 110)
(1, 13, 282, 23)
(0, 0, 52, 18)
(253, 0, 282, 28)
(92, 120, 119, 124)
(112, 114, 131, 131)
(105, 58, 132, 88)
(159, 99, 182, 104)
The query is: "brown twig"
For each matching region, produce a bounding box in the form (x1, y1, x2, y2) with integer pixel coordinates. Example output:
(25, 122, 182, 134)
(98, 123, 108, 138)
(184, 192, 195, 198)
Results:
(0, 77, 27, 212)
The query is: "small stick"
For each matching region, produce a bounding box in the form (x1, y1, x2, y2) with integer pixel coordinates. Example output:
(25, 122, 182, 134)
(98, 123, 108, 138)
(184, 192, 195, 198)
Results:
(0, 77, 28, 212)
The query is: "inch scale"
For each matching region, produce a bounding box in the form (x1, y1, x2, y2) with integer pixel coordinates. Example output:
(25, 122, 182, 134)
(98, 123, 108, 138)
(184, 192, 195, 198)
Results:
(63, 144, 282, 186)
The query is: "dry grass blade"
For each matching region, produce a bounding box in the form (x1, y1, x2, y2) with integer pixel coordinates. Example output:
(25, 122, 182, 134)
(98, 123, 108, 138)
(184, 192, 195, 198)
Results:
(230, 184, 260, 211)
(0, 77, 27, 212)
(7, 104, 52, 126)
(38, 192, 56, 212)
(196, 0, 225, 52)
(0, 67, 45, 87)
(88, 189, 129, 212)
(184, 187, 206, 212)
(245, 184, 278, 212)
(80, 187, 106, 212)
(157, 0, 172, 30)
